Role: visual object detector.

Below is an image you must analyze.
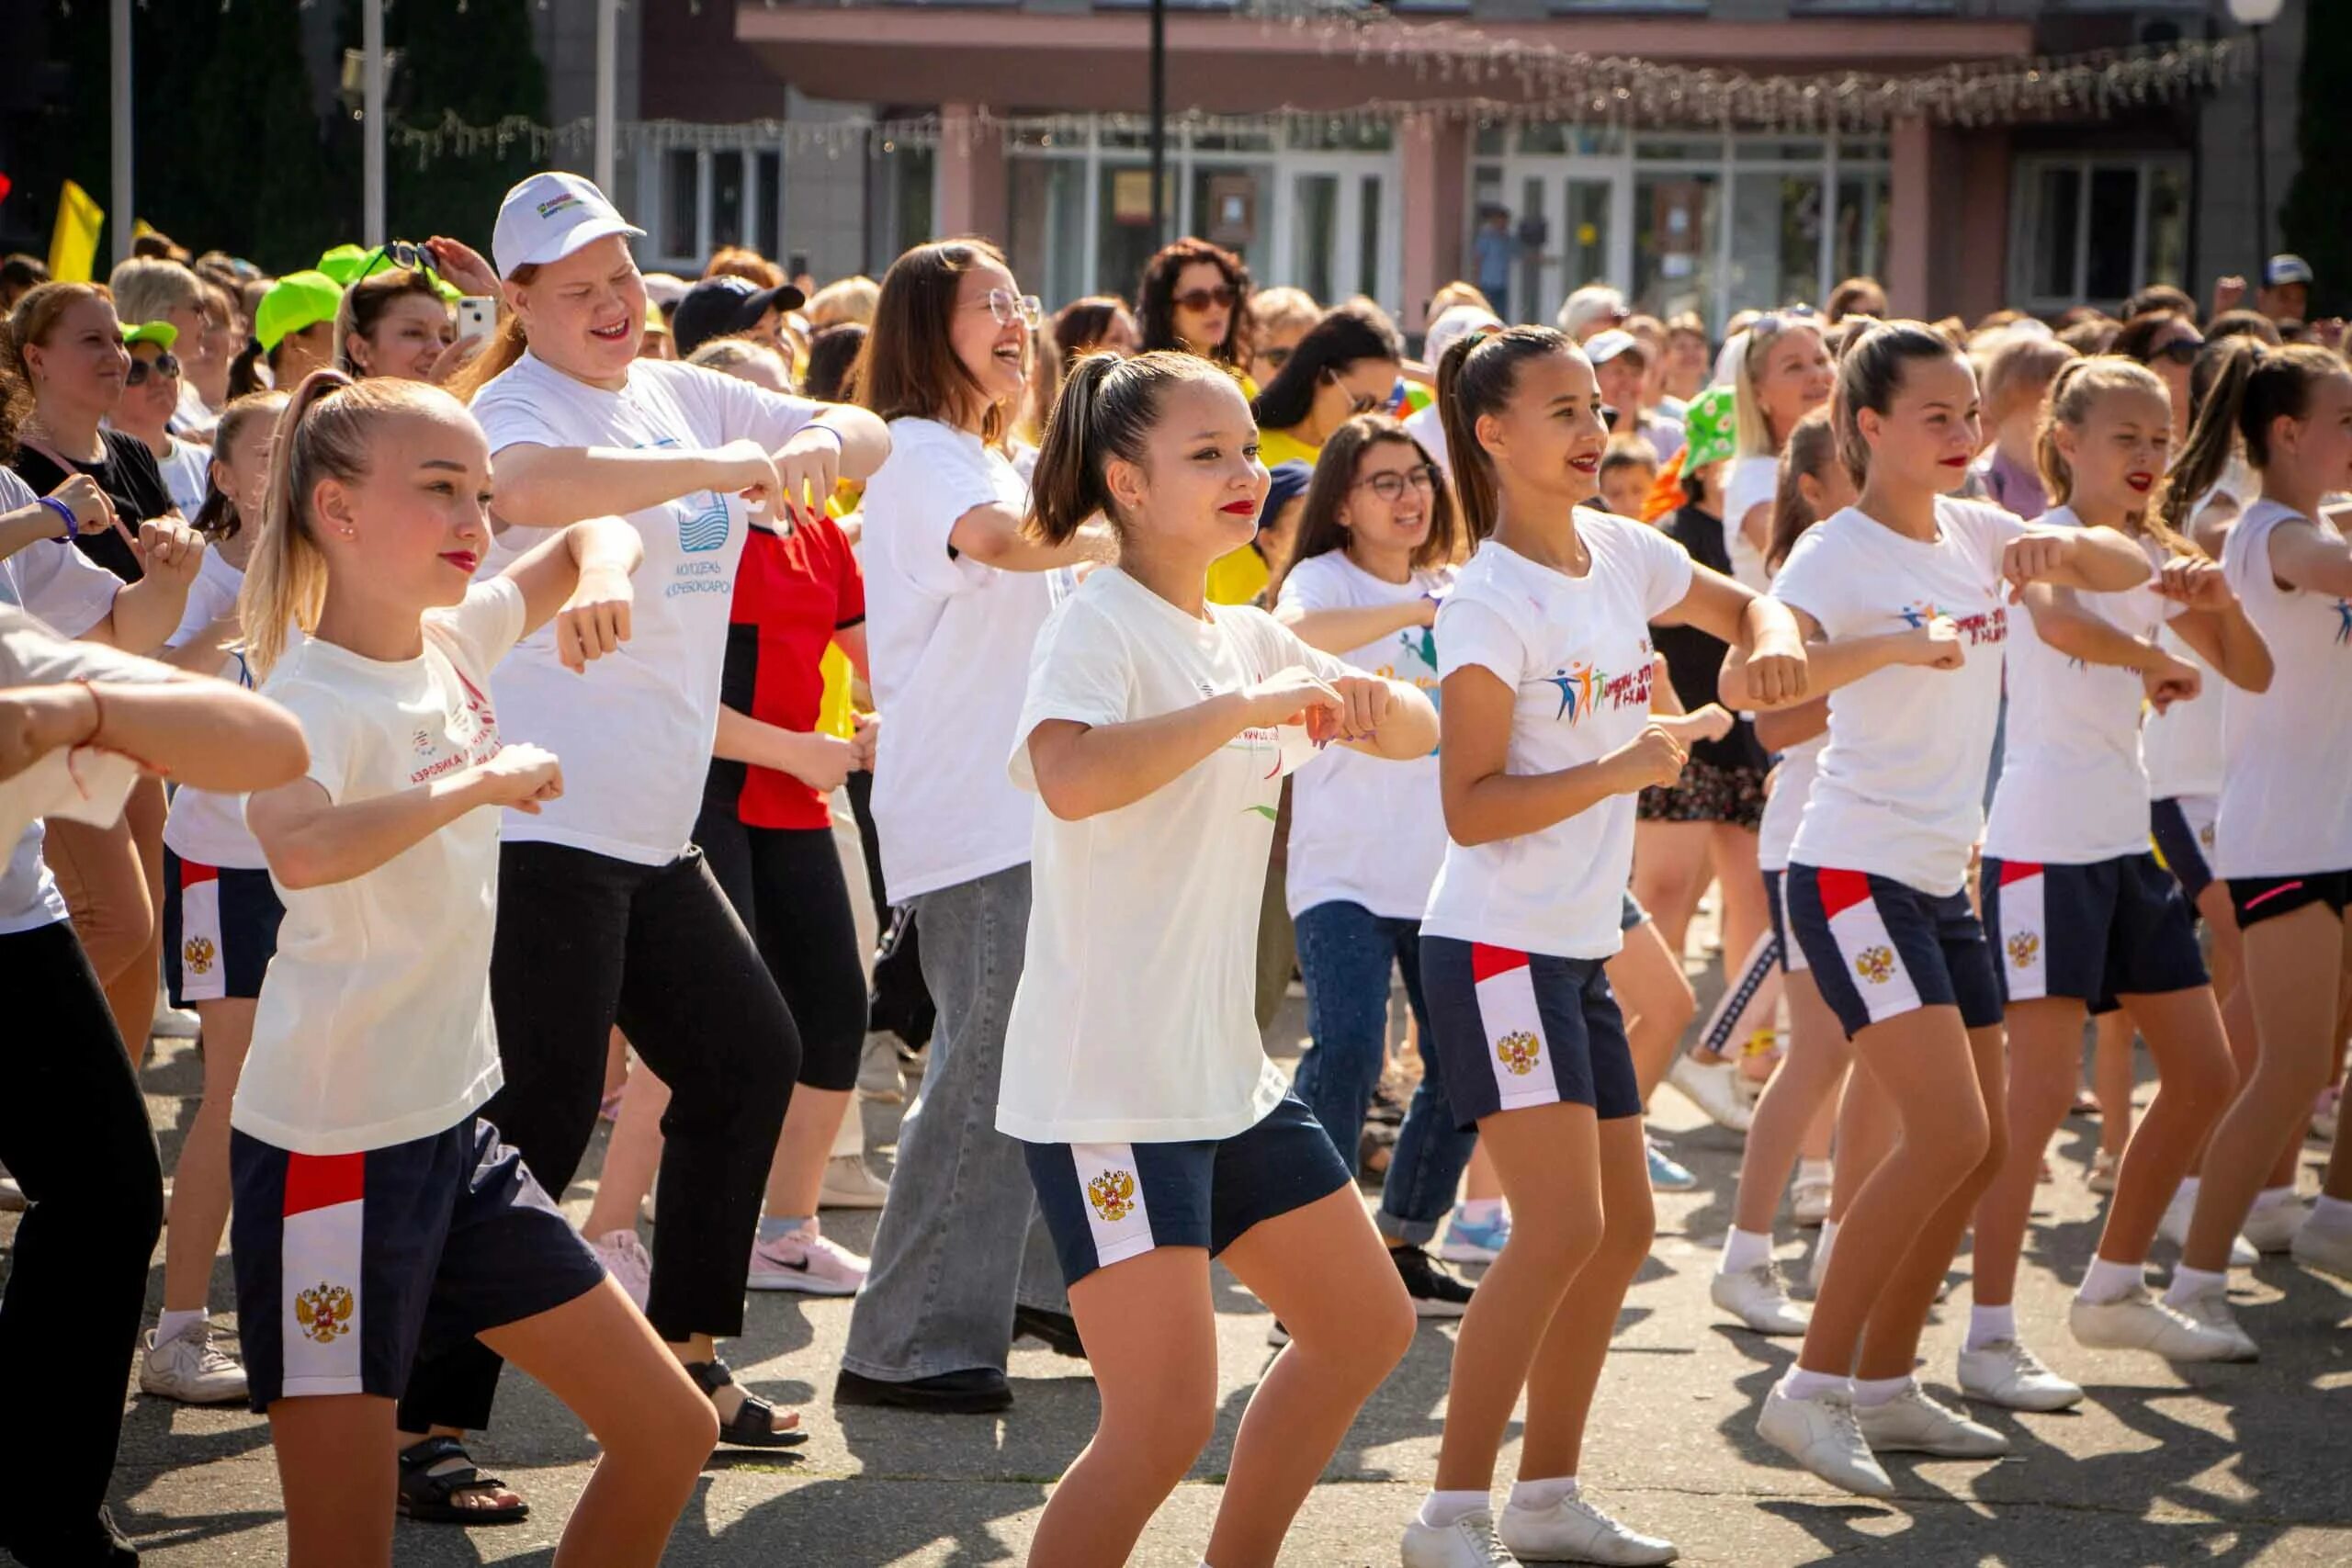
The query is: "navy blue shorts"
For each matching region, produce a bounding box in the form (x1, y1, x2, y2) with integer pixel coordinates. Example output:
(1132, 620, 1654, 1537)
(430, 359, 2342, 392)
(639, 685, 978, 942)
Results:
(1762, 868, 1807, 974)
(1784, 864, 2002, 1039)
(2229, 870, 2352, 931)
(1983, 852, 2208, 1012)
(1022, 1096, 1351, 1288)
(2149, 796, 2217, 908)
(1620, 890, 1645, 932)
(230, 1116, 605, 1412)
(1420, 935, 1642, 1127)
(161, 849, 284, 1007)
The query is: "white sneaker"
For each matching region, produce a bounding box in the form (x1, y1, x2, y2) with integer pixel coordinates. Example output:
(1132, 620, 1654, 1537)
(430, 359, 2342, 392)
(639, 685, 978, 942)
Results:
(1498, 1492, 1677, 1565)
(1792, 1172, 1834, 1228)
(139, 1320, 248, 1404)
(1956, 1338, 2084, 1412)
(1711, 1261, 1810, 1336)
(2242, 1197, 2307, 1255)
(1401, 1509, 1520, 1567)
(1668, 1055, 1753, 1133)
(1855, 1384, 2007, 1458)
(2157, 1188, 2259, 1268)
(2167, 1286, 2259, 1361)
(2069, 1286, 2246, 1361)
(855, 1033, 908, 1104)
(748, 1223, 868, 1295)
(588, 1227, 653, 1310)
(1757, 1383, 1894, 1497)
(818, 1153, 890, 1211)
(2290, 1219, 2352, 1282)
(153, 1002, 201, 1041)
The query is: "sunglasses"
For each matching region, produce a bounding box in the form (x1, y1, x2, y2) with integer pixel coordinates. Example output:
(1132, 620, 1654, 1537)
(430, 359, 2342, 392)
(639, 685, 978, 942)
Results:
(359, 241, 437, 281)
(978, 288, 1042, 329)
(2154, 336, 2204, 366)
(1749, 305, 1820, 339)
(1173, 286, 1237, 311)
(1322, 368, 1384, 417)
(1352, 464, 1439, 502)
(125, 352, 181, 386)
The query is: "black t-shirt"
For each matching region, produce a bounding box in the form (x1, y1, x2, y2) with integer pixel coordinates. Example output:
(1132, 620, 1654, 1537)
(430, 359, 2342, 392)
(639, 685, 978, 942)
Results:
(1653, 502, 1770, 773)
(9, 430, 175, 583)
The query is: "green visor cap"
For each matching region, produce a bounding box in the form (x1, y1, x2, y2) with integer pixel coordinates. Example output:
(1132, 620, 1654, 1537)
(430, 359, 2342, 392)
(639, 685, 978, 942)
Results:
(256, 271, 345, 353)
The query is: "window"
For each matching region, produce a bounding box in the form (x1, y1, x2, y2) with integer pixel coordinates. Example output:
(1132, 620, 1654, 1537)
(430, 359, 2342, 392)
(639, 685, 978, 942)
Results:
(2010, 154, 2191, 312)
(661, 149, 697, 261)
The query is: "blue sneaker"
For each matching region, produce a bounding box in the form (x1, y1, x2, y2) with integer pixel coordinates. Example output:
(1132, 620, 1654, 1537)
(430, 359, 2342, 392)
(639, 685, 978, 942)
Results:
(1647, 1139, 1698, 1191)
(1439, 1207, 1510, 1264)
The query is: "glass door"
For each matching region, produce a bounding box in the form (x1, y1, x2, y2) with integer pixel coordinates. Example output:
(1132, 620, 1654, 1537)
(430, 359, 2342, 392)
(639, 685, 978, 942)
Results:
(1498, 161, 1629, 325)
(1277, 160, 1398, 314)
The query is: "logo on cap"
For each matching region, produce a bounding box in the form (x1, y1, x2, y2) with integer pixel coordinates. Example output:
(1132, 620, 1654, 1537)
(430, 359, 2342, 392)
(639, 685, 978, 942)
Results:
(536, 195, 584, 220)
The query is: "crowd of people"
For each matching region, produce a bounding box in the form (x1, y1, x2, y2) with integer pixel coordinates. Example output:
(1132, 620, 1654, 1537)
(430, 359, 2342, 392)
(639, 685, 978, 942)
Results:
(0, 171, 2347, 1568)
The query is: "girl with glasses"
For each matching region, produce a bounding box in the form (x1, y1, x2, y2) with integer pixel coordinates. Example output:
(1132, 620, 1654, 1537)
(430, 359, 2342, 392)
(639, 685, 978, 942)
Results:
(109, 321, 214, 517)
(1137, 237, 1254, 371)
(2114, 309, 2208, 446)
(1248, 307, 1407, 475)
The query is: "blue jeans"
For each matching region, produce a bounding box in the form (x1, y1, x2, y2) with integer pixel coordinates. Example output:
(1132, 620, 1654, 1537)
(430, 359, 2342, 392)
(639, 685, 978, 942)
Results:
(1290, 900, 1477, 1246)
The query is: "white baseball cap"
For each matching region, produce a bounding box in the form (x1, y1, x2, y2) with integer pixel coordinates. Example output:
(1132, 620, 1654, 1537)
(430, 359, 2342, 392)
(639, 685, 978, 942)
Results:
(1424, 304, 1504, 368)
(1583, 328, 1643, 366)
(492, 172, 647, 281)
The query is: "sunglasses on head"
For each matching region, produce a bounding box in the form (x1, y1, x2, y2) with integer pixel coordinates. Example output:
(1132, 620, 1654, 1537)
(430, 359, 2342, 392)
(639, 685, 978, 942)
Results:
(125, 352, 180, 386)
(359, 241, 437, 282)
(2154, 336, 2204, 366)
(1173, 286, 1237, 311)
(1750, 305, 1820, 339)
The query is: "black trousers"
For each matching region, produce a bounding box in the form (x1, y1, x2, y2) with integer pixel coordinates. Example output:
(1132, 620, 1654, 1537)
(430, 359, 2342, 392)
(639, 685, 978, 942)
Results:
(396, 842, 797, 1433)
(847, 772, 935, 1051)
(695, 808, 868, 1092)
(0, 921, 164, 1558)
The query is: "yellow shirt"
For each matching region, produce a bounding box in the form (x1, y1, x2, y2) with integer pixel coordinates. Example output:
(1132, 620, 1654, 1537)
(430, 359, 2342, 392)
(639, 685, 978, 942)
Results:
(817, 481, 865, 736)
(1257, 426, 1321, 471)
(1204, 543, 1271, 606)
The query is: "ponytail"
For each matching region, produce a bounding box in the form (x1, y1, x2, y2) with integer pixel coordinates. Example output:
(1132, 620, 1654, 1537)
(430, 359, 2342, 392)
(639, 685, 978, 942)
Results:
(1767, 409, 1839, 572)
(443, 261, 538, 404)
(226, 337, 269, 401)
(2034, 355, 2196, 555)
(1026, 348, 1225, 546)
(1436, 323, 1570, 545)
(1832, 321, 1961, 489)
(190, 389, 289, 541)
(2154, 339, 2344, 537)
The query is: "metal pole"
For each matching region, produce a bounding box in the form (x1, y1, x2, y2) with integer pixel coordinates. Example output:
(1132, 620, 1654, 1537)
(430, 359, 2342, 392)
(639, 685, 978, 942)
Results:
(363, 0, 386, 246)
(2249, 22, 2268, 274)
(1149, 0, 1167, 245)
(109, 0, 130, 265)
(594, 0, 619, 197)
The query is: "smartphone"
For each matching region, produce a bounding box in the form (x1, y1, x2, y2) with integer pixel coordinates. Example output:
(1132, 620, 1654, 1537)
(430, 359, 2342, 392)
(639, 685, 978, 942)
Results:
(455, 296, 497, 344)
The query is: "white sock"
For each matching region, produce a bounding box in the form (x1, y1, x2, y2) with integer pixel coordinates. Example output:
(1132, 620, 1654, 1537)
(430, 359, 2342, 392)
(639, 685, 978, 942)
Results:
(1719, 1226, 1775, 1275)
(1966, 1303, 2016, 1350)
(154, 1307, 207, 1345)
(1851, 1374, 1913, 1408)
(1815, 1218, 1839, 1263)
(1796, 1158, 1834, 1185)
(1456, 1198, 1505, 1226)
(2311, 1195, 2352, 1231)
(2251, 1185, 2300, 1212)
(1419, 1490, 1489, 1529)
(1778, 1367, 1848, 1403)
(2075, 1256, 2144, 1305)
(1508, 1474, 1579, 1512)
(2165, 1264, 2227, 1307)
(2173, 1176, 2201, 1209)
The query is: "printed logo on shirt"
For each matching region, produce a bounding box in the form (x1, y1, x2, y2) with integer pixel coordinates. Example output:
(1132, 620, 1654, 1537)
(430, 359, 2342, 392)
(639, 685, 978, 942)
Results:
(1494, 1029, 1542, 1077)
(639, 438, 733, 554)
(1854, 944, 1897, 986)
(182, 935, 216, 976)
(408, 670, 504, 785)
(1895, 601, 2007, 646)
(294, 1280, 356, 1345)
(1542, 655, 1654, 725)
(2335, 599, 2351, 645)
(1085, 1168, 1138, 1224)
(2006, 931, 2041, 970)
(1223, 726, 1285, 779)
(412, 728, 434, 756)
(2199, 820, 2216, 850)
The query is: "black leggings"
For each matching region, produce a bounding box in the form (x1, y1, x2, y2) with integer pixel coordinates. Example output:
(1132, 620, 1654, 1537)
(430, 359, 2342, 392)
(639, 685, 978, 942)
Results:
(0, 921, 163, 1558)
(397, 841, 798, 1433)
(694, 805, 868, 1092)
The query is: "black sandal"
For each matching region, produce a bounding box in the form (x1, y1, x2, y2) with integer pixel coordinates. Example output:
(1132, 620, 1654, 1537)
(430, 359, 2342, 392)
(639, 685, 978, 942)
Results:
(684, 1358, 809, 1449)
(395, 1436, 529, 1526)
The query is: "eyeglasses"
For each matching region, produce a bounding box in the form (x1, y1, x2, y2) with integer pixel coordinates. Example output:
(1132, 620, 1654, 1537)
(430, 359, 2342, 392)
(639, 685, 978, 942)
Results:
(1323, 368, 1384, 416)
(125, 352, 181, 386)
(1750, 305, 1820, 340)
(1172, 286, 1237, 311)
(2154, 336, 2204, 366)
(978, 288, 1042, 329)
(1352, 464, 1439, 502)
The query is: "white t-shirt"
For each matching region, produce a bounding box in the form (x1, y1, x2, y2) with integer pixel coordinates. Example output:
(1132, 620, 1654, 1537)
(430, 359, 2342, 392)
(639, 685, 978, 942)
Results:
(862, 417, 1067, 903)
(997, 568, 1349, 1144)
(1421, 519, 1694, 959)
(1405, 401, 1452, 480)
(1984, 511, 2181, 864)
(1273, 551, 1451, 920)
(160, 549, 267, 869)
(156, 436, 210, 518)
(1722, 455, 1780, 592)
(473, 352, 820, 865)
(2215, 499, 2352, 876)
(1773, 497, 2027, 895)
(232, 577, 527, 1156)
(1756, 733, 1825, 874)
(172, 380, 220, 442)
(2143, 486, 2239, 804)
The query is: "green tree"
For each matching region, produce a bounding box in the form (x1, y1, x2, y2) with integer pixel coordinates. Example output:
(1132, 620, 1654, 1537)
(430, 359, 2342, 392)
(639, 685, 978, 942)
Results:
(379, 0, 550, 247)
(182, 0, 353, 268)
(2278, 0, 2350, 317)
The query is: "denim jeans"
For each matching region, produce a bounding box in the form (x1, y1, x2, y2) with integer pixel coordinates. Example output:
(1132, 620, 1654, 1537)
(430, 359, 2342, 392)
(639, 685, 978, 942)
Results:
(841, 863, 1069, 1382)
(1289, 900, 1476, 1246)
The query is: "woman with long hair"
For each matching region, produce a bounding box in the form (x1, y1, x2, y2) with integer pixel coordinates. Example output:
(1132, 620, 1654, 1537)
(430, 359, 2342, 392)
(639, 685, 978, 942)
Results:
(2112, 309, 2207, 446)
(1136, 237, 1252, 368)
(1247, 306, 1405, 474)
(334, 266, 458, 382)
(1023, 293, 1138, 443)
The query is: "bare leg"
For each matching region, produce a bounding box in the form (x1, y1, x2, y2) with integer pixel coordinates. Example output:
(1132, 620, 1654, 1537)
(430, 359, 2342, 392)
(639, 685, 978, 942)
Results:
(1516, 1117, 1653, 1481)
(268, 1394, 399, 1568)
(582, 1064, 670, 1241)
(1828, 1065, 1896, 1226)
(1709, 827, 1776, 1083)
(1464, 1141, 1502, 1203)
(764, 1086, 854, 1221)
(1631, 820, 1712, 967)
(2098, 987, 2236, 1266)
(1732, 968, 1851, 1235)
(2093, 1011, 2136, 1161)
(161, 998, 256, 1312)
(1971, 998, 2086, 1311)
(1608, 919, 1697, 1103)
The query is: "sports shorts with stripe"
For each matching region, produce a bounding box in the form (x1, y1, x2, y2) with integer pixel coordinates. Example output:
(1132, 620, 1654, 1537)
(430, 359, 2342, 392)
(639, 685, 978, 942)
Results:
(1761, 868, 1808, 975)
(162, 849, 283, 1007)
(1020, 1095, 1351, 1288)
(1982, 853, 2207, 1011)
(1784, 864, 2001, 1039)
(229, 1115, 605, 1413)
(2148, 795, 2217, 908)
(1419, 936, 1642, 1127)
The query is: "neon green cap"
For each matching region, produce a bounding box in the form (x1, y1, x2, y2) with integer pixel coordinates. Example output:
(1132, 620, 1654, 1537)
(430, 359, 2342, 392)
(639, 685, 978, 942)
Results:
(256, 271, 345, 353)
(316, 243, 373, 287)
(1680, 385, 1738, 472)
(122, 321, 179, 353)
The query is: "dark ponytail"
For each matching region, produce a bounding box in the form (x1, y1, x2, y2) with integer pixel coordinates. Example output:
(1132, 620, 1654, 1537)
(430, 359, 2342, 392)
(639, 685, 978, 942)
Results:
(1026, 348, 1228, 545)
(1249, 306, 1404, 433)
(226, 337, 269, 401)
(1767, 408, 1840, 572)
(1436, 323, 1573, 545)
(1831, 320, 1964, 488)
(2154, 339, 2345, 537)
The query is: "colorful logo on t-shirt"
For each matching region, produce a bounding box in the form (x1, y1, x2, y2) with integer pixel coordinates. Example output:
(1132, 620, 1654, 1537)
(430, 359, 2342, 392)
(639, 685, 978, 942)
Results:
(2334, 599, 2351, 645)
(295, 1280, 355, 1344)
(1494, 1029, 1542, 1077)
(1543, 657, 1654, 724)
(1896, 600, 1942, 629)
(1399, 625, 1438, 677)
(641, 437, 732, 553)
(1086, 1168, 1138, 1223)
(1894, 601, 2007, 646)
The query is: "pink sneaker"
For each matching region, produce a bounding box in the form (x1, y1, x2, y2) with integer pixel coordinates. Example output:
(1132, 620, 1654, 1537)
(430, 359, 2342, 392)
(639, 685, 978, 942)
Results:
(588, 1228, 653, 1310)
(748, 1222, 868, 1296)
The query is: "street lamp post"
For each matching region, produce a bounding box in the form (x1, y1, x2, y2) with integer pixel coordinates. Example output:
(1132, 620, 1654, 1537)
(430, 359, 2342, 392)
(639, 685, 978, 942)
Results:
(2228, 0, 2285, 275)
(1149, 0, 1168, 246)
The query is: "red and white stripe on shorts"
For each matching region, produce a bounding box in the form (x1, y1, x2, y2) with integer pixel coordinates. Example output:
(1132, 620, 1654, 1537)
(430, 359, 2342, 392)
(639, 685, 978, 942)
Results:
(1994, 860, 2051, 1001)
(1471, 943, 1558, 1111)
(1815, 868, 1924, 1024)
(175, 859, 226, 1004)
(279, 1153, 366, 1398)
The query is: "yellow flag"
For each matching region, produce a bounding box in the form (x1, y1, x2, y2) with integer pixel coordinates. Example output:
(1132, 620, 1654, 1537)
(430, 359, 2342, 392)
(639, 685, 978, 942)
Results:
(49, 180, 105, 283)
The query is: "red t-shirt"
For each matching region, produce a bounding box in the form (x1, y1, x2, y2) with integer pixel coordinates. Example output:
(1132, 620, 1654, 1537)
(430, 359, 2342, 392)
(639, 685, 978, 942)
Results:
(705, 514, 865, 829)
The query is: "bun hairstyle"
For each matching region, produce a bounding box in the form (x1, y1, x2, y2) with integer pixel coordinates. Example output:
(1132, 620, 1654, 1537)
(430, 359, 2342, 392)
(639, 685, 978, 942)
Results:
(2154, 339, 2349, 539)
(1829, 320, 1963, 488)
(1289, 412, 1459, 571)
(2031, 355, 2195, 553)
(1249, 305, 1405, 434)
(1025, 348, 1231, 546)
(1767, 408, 1841, 572)
(190, 389, 290, 541)
(240, 369, 460, 675)
(1435, 323, 1577, 545)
